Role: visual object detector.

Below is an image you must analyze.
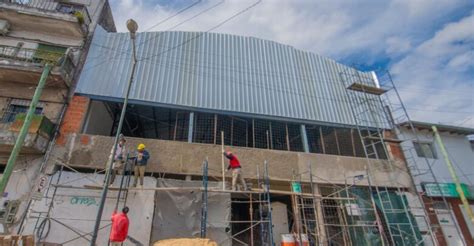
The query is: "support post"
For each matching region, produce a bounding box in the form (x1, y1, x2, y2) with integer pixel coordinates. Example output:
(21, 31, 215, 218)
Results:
(221, 131, 225, 190)
(91, 21, 138, 245)
(0, 63, 52, 195)
(188, 112, 194, 143)
(300, 124, 310, 153)
(200, 158, 209, 238)
(432, 126, 474, 224)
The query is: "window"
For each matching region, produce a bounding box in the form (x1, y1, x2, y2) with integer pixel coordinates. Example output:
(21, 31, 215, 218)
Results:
(1, 100, 43, 123)
(413, 141, 437, 159)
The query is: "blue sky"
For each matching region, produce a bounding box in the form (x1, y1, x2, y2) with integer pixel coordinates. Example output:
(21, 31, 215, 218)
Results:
(109, 0, 474, 127)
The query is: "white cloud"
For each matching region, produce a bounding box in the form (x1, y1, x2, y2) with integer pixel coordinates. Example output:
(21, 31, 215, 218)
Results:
(386, 37, 412, 55)
(108, 0, 474, 127)
(391, 14, 474, 127)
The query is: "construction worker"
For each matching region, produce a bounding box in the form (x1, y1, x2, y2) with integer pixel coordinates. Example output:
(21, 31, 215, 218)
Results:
(224, 150, 248, 191)
(110, 206, 130, 246)
(133, 143, 150, 188)
(109, 134, 126, 186)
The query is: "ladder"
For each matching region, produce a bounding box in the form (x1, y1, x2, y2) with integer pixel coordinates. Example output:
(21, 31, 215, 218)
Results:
(292, 168, 320, 245)
(340, 68, 421, 245)
(258, 161, 274, 246)
(379, 71, 467, 245)
(200, 159, 209, 238)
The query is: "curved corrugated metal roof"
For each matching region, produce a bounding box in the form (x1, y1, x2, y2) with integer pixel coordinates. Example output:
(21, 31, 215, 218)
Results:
(77, 27, 386, 127)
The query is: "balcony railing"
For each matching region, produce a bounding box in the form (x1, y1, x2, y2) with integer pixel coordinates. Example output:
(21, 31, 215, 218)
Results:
(0, 0, 91, 27)
(0, 45, 76, 84)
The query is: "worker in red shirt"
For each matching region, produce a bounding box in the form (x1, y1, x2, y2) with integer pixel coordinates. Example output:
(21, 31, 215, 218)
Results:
(110, 206, 130, 245)
(224, 150, 248, 191)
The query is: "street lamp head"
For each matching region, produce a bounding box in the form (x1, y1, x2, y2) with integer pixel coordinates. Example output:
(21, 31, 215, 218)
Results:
(126, 19, 138, 39)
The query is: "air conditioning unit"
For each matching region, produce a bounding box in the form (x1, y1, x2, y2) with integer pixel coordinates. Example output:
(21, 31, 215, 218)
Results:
(0, 19, 10, 35)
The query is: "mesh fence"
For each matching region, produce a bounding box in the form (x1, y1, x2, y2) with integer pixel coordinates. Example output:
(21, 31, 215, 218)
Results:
(193, 112, 215, 144)
(106, 102, 389, 159)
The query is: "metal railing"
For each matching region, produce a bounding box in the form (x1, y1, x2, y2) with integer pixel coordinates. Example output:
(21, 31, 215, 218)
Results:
(0, 45, 76, 83)
(0, 0, 91, 27)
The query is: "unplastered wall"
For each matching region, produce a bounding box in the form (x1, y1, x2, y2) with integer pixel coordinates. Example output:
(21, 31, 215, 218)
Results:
(22, 171, 155, 245)
(54, 134, 413, 188)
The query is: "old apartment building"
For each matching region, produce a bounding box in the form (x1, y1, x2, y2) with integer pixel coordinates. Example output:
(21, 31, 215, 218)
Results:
(0, 0, 115, 238)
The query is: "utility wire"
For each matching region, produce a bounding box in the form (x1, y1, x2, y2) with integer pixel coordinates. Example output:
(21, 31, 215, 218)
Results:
(83, 0, 261, 98)
(139, 54, 473, 115)
(84, 0, 205, 72)
(139, 0, 263, 62)
(142, 0, 203, 32)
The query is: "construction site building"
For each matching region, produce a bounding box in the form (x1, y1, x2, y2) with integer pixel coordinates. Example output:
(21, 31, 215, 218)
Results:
(0, 21, 459, 245)
(0, 0, 115, 239)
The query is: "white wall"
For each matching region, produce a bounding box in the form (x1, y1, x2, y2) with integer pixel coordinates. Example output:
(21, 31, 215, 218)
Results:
(398, 128, 474, 187)
(21, 171, 155, 245)
(0, 156, 43, 234)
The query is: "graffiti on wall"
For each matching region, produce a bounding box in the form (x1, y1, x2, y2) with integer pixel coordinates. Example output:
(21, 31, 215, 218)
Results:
(70, 196, 99, 206)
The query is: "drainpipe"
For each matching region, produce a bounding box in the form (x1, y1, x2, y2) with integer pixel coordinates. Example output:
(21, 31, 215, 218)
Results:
(0, 63, 52, 195)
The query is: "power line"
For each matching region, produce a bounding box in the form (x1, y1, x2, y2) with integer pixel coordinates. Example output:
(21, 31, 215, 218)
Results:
(83, 0, 261, 95)
(142, 0, 203, 32)
(84, 0, 205, 72)
(139, 0, 263, 62)
(136, 52, 473, 115)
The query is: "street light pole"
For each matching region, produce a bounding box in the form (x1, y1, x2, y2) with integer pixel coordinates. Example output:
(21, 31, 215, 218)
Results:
(90, 19, 138, 245)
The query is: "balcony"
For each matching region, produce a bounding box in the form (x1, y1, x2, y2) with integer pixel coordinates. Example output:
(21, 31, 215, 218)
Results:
(0, 44, 76, 88)
(0, 114, 54, 155)
(0, 0, 91, 44)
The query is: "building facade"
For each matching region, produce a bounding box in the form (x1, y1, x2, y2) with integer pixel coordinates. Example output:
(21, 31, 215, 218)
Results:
(0, 17, 449, 244)
(0, 0, 115, 237)
(398, 121, 474, 245)
(13, 26, 433, 245)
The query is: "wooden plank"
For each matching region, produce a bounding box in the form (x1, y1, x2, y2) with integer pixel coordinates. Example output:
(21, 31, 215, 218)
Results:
(82, 185, 354, 200)
(347, 82, 386, 95)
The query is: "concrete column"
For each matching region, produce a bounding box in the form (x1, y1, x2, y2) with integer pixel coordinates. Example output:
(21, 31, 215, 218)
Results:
(188, 112, 194, 143)
(300, 124, 310, 153)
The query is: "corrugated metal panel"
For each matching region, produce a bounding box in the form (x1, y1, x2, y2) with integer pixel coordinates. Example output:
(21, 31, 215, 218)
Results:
(77, 27, 387, 128)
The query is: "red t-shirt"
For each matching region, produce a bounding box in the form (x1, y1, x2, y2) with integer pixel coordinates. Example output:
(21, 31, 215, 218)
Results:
(110, 212, 129, 242)
(229, 155, 241, 169)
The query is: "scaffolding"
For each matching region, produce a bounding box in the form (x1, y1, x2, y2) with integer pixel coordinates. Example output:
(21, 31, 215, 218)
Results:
(379, 70, 467, 245)
(339, 67, 456, 245)
(18, 152, 423, 245)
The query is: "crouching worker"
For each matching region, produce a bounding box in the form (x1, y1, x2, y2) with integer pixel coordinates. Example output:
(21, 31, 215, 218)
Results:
(110, 206, 129, 246)
(224, 150, 249, 191)
(133, 143, 150, 188)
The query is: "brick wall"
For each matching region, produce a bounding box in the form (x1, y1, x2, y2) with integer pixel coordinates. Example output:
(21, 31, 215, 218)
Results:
(422, 196, 447, 246)
(57, 95, 90, 145)
(385, 130, 406, 162)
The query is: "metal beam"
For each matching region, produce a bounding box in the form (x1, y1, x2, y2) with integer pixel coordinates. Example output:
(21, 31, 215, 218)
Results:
(188, 112, 194, 143)
(300, 124, 310, 153)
